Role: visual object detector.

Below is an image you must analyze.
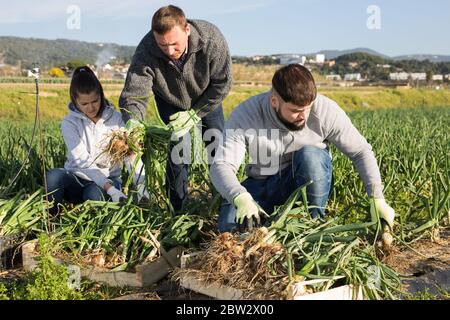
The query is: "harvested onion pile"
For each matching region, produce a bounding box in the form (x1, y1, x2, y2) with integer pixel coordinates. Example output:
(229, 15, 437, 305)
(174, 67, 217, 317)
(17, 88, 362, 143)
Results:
(174, 227, 291, 299)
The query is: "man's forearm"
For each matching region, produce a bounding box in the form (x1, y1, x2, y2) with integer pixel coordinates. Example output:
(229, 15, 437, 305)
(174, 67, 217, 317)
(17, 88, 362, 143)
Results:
(210, 163, 247, 204)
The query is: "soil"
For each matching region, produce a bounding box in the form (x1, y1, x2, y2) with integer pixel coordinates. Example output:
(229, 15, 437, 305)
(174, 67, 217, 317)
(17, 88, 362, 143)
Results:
(0, 268, 26, 284)
(382, 228, 450, 296)
(383, 229, 449, 275)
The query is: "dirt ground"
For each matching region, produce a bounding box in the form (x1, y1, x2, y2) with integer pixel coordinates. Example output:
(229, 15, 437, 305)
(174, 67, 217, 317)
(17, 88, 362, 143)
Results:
(382, 228, 450, 297)
(383, 229, 449, 276)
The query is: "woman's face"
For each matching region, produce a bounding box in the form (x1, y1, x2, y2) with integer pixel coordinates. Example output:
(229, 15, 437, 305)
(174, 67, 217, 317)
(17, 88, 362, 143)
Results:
(76, 91, 102, 122)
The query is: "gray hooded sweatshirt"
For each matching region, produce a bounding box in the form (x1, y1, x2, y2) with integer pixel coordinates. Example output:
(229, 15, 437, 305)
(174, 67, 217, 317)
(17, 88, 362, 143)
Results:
(62, 103, 145, 188)
(210, 91, 384, 204)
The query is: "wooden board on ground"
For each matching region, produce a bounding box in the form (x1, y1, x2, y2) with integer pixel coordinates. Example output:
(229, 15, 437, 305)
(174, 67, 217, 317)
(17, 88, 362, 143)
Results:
(22, 240, 183, 288)
(179, 252, 363, 300)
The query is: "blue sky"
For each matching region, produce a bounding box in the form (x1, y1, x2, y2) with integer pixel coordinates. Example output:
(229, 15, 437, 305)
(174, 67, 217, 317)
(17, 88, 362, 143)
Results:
(0, 0, 449, 57)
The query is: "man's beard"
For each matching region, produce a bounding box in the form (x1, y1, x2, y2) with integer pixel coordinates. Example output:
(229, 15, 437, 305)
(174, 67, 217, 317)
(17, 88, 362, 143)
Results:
(275, 109, 306, 131)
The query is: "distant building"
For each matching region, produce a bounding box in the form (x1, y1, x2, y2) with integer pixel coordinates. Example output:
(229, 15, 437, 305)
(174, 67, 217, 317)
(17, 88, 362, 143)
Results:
(432, 75, 443, 81)
(348, 62, 359, 68)
(315, 54, 325, 64)
(102, 63, 113, 71)
(389, 72, 409, 81)
(279, 54, 306, 65)
(324, 60, 336, 67)
(410, 73, 427, 81)
(301, 56, 307, 65)
(252, 55, 264, 62)
(344, 73, 362, 81)
(326, 74, 342, 81)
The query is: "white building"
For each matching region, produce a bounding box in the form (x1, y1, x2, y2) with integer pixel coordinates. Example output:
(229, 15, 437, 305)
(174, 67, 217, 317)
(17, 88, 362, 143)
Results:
(326, 74, 342, 81)
(315, 54, 325, 64)
(410, 73, 427, 81)
(432, 75, 443, 81)
(344, 73, 362, 81)
(279, 55, 306, 65)
(389, 72, 409, 81)
(102, 63, 113, 71)
(252, 55, 264, 62)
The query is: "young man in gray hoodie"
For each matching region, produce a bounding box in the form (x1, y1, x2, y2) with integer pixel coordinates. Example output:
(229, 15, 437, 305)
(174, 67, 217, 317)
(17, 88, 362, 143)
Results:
(119, 5, 232, 211)
(210, 64, 395, 233)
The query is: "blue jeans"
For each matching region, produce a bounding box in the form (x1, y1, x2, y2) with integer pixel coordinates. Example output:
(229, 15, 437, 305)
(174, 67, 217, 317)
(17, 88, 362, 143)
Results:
(154, 94, 224, 211)
(218, 146, 333, 233)
(45, 168, 121, 215)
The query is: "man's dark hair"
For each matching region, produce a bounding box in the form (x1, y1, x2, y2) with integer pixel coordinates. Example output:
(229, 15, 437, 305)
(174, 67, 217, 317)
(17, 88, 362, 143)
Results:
(152, 5, 187, 34)
(272, 64, 317, 106)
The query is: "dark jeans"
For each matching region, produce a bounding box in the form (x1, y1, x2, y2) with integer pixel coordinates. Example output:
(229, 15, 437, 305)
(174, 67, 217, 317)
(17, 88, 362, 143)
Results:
(45, 168, 121, 215)
(218, 146, 333, 233)
(154, 94, 224, 211)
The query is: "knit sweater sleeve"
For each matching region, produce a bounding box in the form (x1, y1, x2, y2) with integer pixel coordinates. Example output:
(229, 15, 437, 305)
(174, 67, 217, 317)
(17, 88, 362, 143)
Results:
(192, 27, 232, 117)
(119, 54, 155, 122)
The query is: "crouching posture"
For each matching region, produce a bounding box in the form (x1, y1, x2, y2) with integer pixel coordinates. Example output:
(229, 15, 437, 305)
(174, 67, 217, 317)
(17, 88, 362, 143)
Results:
(46, 66, 148, 215)
(210, 64, 395, 233)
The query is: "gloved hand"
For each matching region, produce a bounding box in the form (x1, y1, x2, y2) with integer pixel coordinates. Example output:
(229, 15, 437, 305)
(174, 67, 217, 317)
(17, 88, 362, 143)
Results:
(136, 184, 149, 202)
(107, 186, 127, 203)
(168, 110, 200, 139)
(234, 192, 269, 230)
(370, 198, 395, 229)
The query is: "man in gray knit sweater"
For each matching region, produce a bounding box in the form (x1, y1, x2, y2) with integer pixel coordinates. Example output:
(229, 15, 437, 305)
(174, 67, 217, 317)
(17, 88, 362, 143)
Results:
(119, 5, 232, 211)
(210, 64, 395, 233)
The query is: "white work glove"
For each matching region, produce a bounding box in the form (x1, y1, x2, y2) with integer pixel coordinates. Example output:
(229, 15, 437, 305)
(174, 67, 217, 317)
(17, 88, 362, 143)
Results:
(370, 198, 395, 229)
(234, 192, 269, 230)
(168, 110, 200, 139)
(106, 186, 127, 203)
(136, 184, 149, 202)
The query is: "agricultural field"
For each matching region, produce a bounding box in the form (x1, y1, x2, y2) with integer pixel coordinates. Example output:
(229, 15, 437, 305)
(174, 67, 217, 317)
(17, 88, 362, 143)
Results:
(0, 81, 449, 300)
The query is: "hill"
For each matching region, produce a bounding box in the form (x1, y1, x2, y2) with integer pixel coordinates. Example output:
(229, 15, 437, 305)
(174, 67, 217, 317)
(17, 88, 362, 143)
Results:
(0, 36, 135, 68)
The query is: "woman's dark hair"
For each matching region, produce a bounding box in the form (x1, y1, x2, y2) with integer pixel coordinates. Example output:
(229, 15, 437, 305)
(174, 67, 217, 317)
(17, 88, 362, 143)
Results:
(272, 64, 317, 106)
(69, 66, 108, 113)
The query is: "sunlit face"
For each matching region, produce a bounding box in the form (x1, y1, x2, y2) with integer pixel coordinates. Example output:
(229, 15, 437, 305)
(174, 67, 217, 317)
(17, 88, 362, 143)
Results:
(153, 24, 190, 60)
(270, 91, 312, 131)
(76, 91, 102, 122)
